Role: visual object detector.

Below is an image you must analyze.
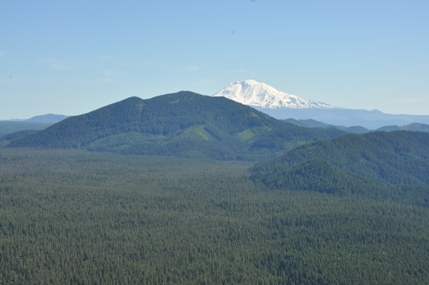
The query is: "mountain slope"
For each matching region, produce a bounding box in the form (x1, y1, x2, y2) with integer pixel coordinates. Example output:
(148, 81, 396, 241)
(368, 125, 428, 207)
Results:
(0, 121, 52, 138)
(252, 158, 378, 196)
(7, 92, 290, 159)
(284, 118, 370, 134)
(213, 80, 429, 129)
(250, 125, 346, 151)
(8, 91, 350, 159)
(251, 131, 429, 187)
(214, 80, 333, 109)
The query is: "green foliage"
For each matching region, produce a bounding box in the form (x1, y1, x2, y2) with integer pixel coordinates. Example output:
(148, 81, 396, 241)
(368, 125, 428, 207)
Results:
(283, 118, 370, 134)
(178, 125, 214, 141)
(0, 130, 40, 148)
(6, 93, 282, 159)
(250, 125, 346, 151)
(251, 159, 365, 195)
(1, 149, 429, 284)
(251, 157, 429, 206)
(6, 93, 347, 160)
(252, 131, 429, 188)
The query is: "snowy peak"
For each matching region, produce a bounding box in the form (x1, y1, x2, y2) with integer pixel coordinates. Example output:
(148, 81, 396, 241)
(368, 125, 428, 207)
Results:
(213, 80, 333, 109)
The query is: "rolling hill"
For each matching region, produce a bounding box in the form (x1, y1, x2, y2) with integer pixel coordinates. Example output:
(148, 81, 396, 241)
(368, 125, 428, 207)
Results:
(251, 131, 429, 203)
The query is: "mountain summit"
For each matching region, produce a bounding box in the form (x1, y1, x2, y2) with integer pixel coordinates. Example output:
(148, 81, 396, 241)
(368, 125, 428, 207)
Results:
(214, 80, 429, 129)
(213, 80, 333, 109)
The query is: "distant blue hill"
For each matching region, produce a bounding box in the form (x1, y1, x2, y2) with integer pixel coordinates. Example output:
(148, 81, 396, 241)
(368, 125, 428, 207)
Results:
(0, 114, 68, 138)
(256, 107, 429, 129)
(25, 114, 69, 124)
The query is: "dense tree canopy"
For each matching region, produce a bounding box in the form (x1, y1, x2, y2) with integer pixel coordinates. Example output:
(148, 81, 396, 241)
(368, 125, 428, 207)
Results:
(251, 131, 429, 187)
(1, 149, 429, 284)
(6, 92, 346, 160)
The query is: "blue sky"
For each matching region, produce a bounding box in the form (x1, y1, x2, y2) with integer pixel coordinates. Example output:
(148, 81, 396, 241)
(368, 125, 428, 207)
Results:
(1, 0, 429, 119)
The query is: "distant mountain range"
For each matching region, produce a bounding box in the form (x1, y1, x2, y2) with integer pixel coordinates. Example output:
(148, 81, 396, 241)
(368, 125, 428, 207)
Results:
(0, 121, 50, 139)
(214, 80, 429, 129)
(2, 86, 429, 142)
(285, 118, 429, 134)
(0, 114, 68, 138)
(25, 114, 69, 124)
(263, 108, 429, 129)
(2, 114, 68, 124)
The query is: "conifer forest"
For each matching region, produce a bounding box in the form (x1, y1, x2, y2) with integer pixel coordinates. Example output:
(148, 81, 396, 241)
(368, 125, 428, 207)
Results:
(1, 149, 428, 284)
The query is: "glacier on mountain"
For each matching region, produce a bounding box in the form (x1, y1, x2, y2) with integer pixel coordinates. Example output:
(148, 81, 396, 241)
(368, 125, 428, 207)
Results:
(213, 80, 334, 109)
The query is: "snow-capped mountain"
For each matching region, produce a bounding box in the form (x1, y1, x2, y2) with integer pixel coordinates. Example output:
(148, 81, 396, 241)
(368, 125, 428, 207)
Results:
(212, 80, 429, 129)
(213, 80, 333, 109)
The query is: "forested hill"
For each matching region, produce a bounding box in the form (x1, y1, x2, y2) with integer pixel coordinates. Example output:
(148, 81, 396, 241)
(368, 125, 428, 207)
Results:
(251, 131, 429, 197)
(9, 92, 283, 158)
(6, 92, 349, 159)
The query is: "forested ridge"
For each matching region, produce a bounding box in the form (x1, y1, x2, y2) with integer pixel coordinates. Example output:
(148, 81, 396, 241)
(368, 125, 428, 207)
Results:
(5, 92, 346, 160)
(1, 149, 429, 284)
(251, 131, 429, 195)
(284, 119, 429, 134)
